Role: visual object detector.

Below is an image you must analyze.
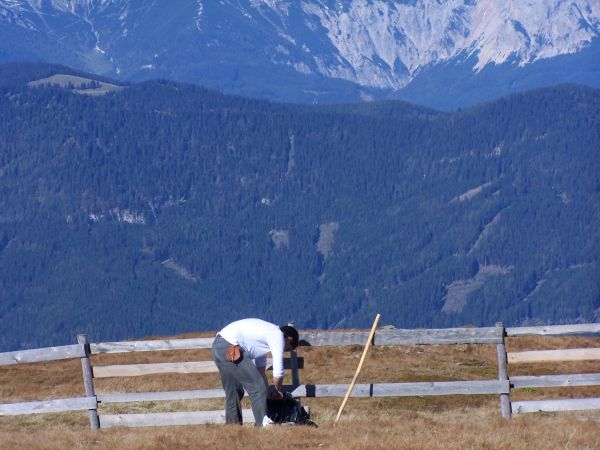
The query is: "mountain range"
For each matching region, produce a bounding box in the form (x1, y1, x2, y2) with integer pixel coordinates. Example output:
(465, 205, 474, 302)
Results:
(0, 62, 598, 351)
(0, 0, 599, 108)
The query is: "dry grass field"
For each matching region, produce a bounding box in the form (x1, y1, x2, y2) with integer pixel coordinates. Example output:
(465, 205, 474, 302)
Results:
(1, 332, 599, 449)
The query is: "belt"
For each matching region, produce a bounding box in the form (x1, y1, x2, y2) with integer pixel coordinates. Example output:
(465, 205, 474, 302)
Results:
(215, 333, 232, 344)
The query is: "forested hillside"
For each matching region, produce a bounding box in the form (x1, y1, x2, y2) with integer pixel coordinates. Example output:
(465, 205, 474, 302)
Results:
(0, 64, 598, 351)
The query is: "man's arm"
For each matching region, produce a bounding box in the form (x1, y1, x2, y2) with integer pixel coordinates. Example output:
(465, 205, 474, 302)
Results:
(257, 366, 284, 398)
(271, 376, 284, 399)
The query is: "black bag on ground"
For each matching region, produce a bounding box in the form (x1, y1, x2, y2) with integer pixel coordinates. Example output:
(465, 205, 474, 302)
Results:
(266, 393, 317, 426)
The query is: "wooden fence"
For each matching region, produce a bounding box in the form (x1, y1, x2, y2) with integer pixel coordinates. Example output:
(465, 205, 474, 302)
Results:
(1, 322, 599, 429)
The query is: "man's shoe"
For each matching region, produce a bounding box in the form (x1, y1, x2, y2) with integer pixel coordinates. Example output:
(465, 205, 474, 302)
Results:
(262, 415, 275, 427)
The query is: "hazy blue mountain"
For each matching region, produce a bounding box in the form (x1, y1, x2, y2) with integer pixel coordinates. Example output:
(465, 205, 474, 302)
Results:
(1, 1, 599, 109)
(0, 63, 598, 351)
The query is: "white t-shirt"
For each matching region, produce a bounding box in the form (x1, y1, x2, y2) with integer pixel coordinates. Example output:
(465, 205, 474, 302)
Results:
(218, 318, 285, 379)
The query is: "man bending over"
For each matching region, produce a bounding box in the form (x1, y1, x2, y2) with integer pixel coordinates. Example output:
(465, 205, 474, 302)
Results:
(211, 318, 299, 427)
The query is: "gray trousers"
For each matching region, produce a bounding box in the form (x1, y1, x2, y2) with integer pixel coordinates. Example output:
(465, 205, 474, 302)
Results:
(211, 335, 267, 427)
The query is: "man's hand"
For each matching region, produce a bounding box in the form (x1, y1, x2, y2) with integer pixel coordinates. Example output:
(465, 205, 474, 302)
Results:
(269, 376, 284, 399)
(268, 385, 284, 400)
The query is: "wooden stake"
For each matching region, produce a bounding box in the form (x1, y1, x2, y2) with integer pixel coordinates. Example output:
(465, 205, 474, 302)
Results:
(335, 314, 381, 423)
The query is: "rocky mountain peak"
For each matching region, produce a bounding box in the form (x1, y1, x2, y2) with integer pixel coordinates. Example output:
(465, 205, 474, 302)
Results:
(0, 0, 598, 106)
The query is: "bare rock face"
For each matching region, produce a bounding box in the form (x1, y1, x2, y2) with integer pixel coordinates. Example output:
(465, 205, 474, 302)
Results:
(0, 1, 599, 107)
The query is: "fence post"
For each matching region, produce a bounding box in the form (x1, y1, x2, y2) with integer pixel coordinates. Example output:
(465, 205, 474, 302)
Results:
(495, 322, 511, 418)
(288, 321, 300, 388)
(78, 334, 100, 430)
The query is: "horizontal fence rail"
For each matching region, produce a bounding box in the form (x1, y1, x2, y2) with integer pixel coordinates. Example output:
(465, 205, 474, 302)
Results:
(0, 397, 97, 416)
(97, 385, 293, 404)
(99, 409, 254, 428)
(510, 373, 600, 389)
(298, 331, 370, 346)
(298, 327, 504, 347)
(508, 348, 600, 364)
(97, 389, 227, 404)
(90, 337, 215, 354)
(506, 323, 600, 337)
(512, 398, 600, 414)
(290, 380, 510, 398)
(0, 344, 85, 366)
(373, 327, 503, 345)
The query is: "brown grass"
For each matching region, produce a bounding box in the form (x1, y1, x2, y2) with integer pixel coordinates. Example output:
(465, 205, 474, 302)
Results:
(1, 333, 599, 449)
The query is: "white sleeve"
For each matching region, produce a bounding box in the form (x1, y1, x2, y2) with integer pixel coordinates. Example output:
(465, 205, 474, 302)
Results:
(269, 330, 286, 379)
